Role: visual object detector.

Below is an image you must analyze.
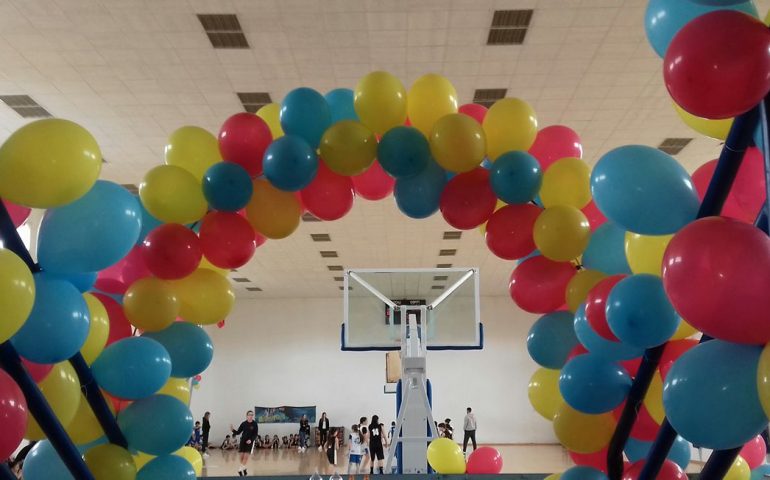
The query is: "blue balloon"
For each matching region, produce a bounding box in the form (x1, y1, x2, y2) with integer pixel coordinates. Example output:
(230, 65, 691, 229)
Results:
(490, 151, 542, 204)
(92, 337, 172, 400)
(591, 145, 699, 235)
(137, 455, 196, 480)
(624, 436, 691, 469)
(262, 135, 318, 191)
(280, 87, 331, 149)
(663, 340, 766, 450)
(136, 196, 163, 245)
(377, 126, 431, 178)
(143, 322, 214, 378)
(23, 440, 74, 480)
(561, 466, 608, 480)
(559, 353, 631, 414)
(516, 249, 541, 266)
(573, 303, 644, 361)
(394, 159, 448, 219)
(202, 162, 253, 211)
(481, 158, 493, 170)
(11, 274, 89, 363)
(581, 222, 631, 275)
(38, 181, 142, 274)
(118, 394, 194, 455)
(645, 0, 757, 58)
(751, 464, 770, 480)
(527, 311, 579, 369)
(606, 274, 681, 349)
(46, 271, 97, 293)
(325, 88, 358, 124)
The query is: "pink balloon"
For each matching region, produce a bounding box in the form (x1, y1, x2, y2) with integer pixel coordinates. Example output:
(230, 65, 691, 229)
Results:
(659, 339, 698, 380)
(458, 103, 488, 124)
(219, 112, 273, 177)
(466, 446, 503, 474)
(624, 460, 686, 480)
(21, 357, 53, 383)
(301, 163, 355, 221)
(440, 168, 497, 230)
(2, 200, 31, 228)
(94, 246, 151, 295)
(582, 200, 607, 231)
(255, 231, 267, 248)
(569, 448, 608, 473)
(352, 160, 394, 201)
(0, 369, 26, 461)
(485, 204, 541, 260)
(692, 159, 754, 223)
(528, 125, 583, 170)
(509, 256, 576, 314)
(740, 435, 767, 469)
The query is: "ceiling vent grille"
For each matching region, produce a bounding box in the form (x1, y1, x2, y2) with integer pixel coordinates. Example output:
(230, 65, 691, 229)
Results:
(0, 95, 51, 118)
(473, 89, 507, 108)
(487, 10, 533, 45)
(237, 92, 271, 113)
(658, 138, 693, 155)
(197, 14, 249, 49)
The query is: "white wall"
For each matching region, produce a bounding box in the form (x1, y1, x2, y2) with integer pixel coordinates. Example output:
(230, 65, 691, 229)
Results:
(190, 296, 555, 445)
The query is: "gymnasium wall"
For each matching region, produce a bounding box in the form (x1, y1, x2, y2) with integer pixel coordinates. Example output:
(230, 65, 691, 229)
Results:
(189, 295, 555, 445)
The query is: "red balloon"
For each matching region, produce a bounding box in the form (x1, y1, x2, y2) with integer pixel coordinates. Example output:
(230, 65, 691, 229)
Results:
(659, 339, 698, 380)
(199, 211, 257, 269)
(255, 231, 267, 248)
(528, 125, 583, 170)
(466, 446, 503, 474)
(663, 217, 770, 344)
(569, 448, 608, 473)
(352, 160, 394, 201)
(740, 435, 767, 469)
(142, 224, 202, 280)
(692, 159, 753, 223)
(567, 344, 589, 362)
(92, 293, 132, 346)
(509, 256, 576, 314)
(582, 200, 607, 232)
(613, 404, 660, 441)
(440, 168, 497, 230)
(733, 147, 766, 215)
(458, 103, 488, 124)
(301, 163, 355, 221)
(94, 259, 129, 294)
(3, 199, 30, 228)
(485, 204, 541, 260)
(585, 275, 627, 341)
(218, 112, 273, 177)
(664, 10, 770, 120)
(0, 369, 27, 461)
(21, 357, 53, 383)
(103, 392, 132, 414)
(623, 460, 686, 480)
(619, 357, 641, 378)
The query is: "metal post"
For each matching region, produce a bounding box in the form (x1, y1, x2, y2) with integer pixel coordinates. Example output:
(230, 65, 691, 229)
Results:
(0, 463, 17, 480)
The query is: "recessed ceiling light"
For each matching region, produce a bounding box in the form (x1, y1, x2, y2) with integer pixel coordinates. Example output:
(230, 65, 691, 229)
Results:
(320, 251, 338, 258)
(431, 285, 445, 290)
(333, 276, 344, 281)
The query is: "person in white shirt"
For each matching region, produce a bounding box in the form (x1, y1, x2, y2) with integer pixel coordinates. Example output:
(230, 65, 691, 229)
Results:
(463, 407, 477, 453)
(347, 424, 364, 477)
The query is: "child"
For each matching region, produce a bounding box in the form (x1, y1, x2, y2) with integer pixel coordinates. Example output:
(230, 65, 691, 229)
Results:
(282, 436, 289, 448)
(189, 422, 202, 449)
(438, 423, 446, 438)
(347, 425, 364, 478)
(221, 435, 235, 450)
(262, 435, 272, 449)
(325, 428, 340, 475)
(387, 421, 396, 445)
(272, 435, 280, 449)
(443, 419, 454, 440)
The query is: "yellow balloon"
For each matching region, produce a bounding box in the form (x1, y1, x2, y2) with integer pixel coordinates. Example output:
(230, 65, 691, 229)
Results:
(84, 444, 137, 480)
(172, 268, 235, 325)
(354, 71, 407, 135)
(199, 256, 228, 276)
(671, 319, 698, 340)
(624, 233, 673, 276)
(319, 121, 377, 176)
(245, 178, 301, 239)
(528, 368, 563, 421)
(765, 8, 770, 26)
(429, 114, 487, 173)
(426, 438, 466, 474)
(407, 74, 458, 137)
(175, 446, 203, 476)
(552, 404, 615, 454)
(133, 452, 155, 471)
(26, 362, 81, 440)
(81, 293, 110, 364)
(545, 474, 562, 480)
(157, 377, 191, 405)
(66, 393, 116, 445)
(643, 372, 665, 425)
(0, 249, 34, 343)
(565, 270, 606, 312)
(533, 206, 591, 262)
(755, 342, 770, 418)
(540, 157, 591, 209)
(256, 103, 283, 139)
(724, 456, 750, 480)
(139, 165, 207, 224)
(483, 98, 538, 161)
(123, 277, 179, 332)
(673, 103, 733, 141)
(164, 126, 222, 182)
(0, 119, 101, 208)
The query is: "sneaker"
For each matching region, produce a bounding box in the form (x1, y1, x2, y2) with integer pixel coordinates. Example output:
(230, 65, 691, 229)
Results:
(238, 470, 244, 477)
(244, 469, 248, 476)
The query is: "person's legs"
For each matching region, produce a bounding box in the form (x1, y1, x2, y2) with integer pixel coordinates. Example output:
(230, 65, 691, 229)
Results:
(470, 430, 477, 451)
(299, 432, 306, 451)
(463, 431, 470, 453)
(202, 433, 209, 455)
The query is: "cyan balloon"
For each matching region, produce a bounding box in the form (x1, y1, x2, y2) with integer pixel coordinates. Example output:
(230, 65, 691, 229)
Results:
(663, 340, 766, 450)
(38, 181, 142, 273)
(516, 249, 541, 266)
(581, 222, 631, 275)
(606, 274, 681, 348)
(394, 159, 447, 219)
(92, 337, 172, 400)
(118, 394, 194, 456)
(11, 273, 89, 363)
(143, 322, 214, 378)
(481, 158, 493, 170)
(559, 353, 632, 414)
(46, 271, 97, 293)
(591, 145, 699, 235)
(280, 87, 331, 149)
(377, 126, 431, 178)
(561, 466, 609, 480)
(262, 135, 318, 191)
(624, 436, 691, 470)
(573, 303, 644, 361)
(527, 311, 579, 369)
(645, 0, 757, 58)
(751, 464, 770, 480)
(22, 440, 74, 480)
(325, 88, 358, 124)
(490, 151, 542, 204)
(137, 455, 196, 480)
(202, 162, 253, 211)
(136, 196, 163, 245)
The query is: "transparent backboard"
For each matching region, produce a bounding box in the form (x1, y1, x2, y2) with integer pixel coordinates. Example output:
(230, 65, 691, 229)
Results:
(342, 268, 482, 351)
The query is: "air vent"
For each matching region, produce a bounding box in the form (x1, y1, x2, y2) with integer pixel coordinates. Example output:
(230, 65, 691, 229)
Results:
(339, 286, 352, 291)
(436, 263, 453, 268)
(439, 249, 457, 257)
(120, 184, 139, 195)
(327, 265, 344, 271)
(246, 287, 262, 292)
(232, 277, 251, 283)
(658, 138, 693, 156)
(487, 9, 533, 45)
(311, 234, 331, 242)
(442, 231, 463, 240)
(433, 275, 448, 281)
(431, 285, 445, 290)
(238, 92, 271, 114)
(473, 89, 507, 108)
(0, 95, 51, 118)
(302, 213, 321, 222)
(320, 251, 338, 258)
(197, 14, 249, 49)
(333, 276, 344, 281)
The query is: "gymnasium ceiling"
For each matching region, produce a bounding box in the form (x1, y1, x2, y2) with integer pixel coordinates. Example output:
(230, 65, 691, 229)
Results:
(2, 0, 765, 298)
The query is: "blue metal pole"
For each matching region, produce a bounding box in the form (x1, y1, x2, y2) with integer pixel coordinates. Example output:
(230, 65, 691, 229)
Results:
(0, 463, 16, 480)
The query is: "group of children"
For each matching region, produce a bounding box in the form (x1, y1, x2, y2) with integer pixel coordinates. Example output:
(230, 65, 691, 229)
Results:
(322, 415, 397, 477)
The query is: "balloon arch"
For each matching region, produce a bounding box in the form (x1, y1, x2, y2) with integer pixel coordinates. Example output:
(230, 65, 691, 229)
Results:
(2, 2, 770, 480)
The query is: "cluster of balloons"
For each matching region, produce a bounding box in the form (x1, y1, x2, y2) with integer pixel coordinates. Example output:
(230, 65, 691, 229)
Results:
(426, 439, 502, 475)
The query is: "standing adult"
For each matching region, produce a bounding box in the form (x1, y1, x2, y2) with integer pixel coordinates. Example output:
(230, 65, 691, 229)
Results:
(202, 412, 211, 458)
(231, 410, 259, 476)
(318, 412, 330, 451)
(463, 407, 477, 454)
(368, 415, 386, 474)
(298, 414, 311, 452)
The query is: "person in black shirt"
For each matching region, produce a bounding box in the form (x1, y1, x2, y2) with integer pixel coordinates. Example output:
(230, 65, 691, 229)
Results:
(231, 410, 259, 476)
(202, 412, 211, 458)
(298, 414, 311, 452)
(368, 415, 386, 474)
(318, 412, 330, 451)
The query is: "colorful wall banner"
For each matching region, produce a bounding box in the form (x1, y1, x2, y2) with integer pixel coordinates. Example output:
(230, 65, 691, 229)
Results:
(254, 406, 316, 423)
